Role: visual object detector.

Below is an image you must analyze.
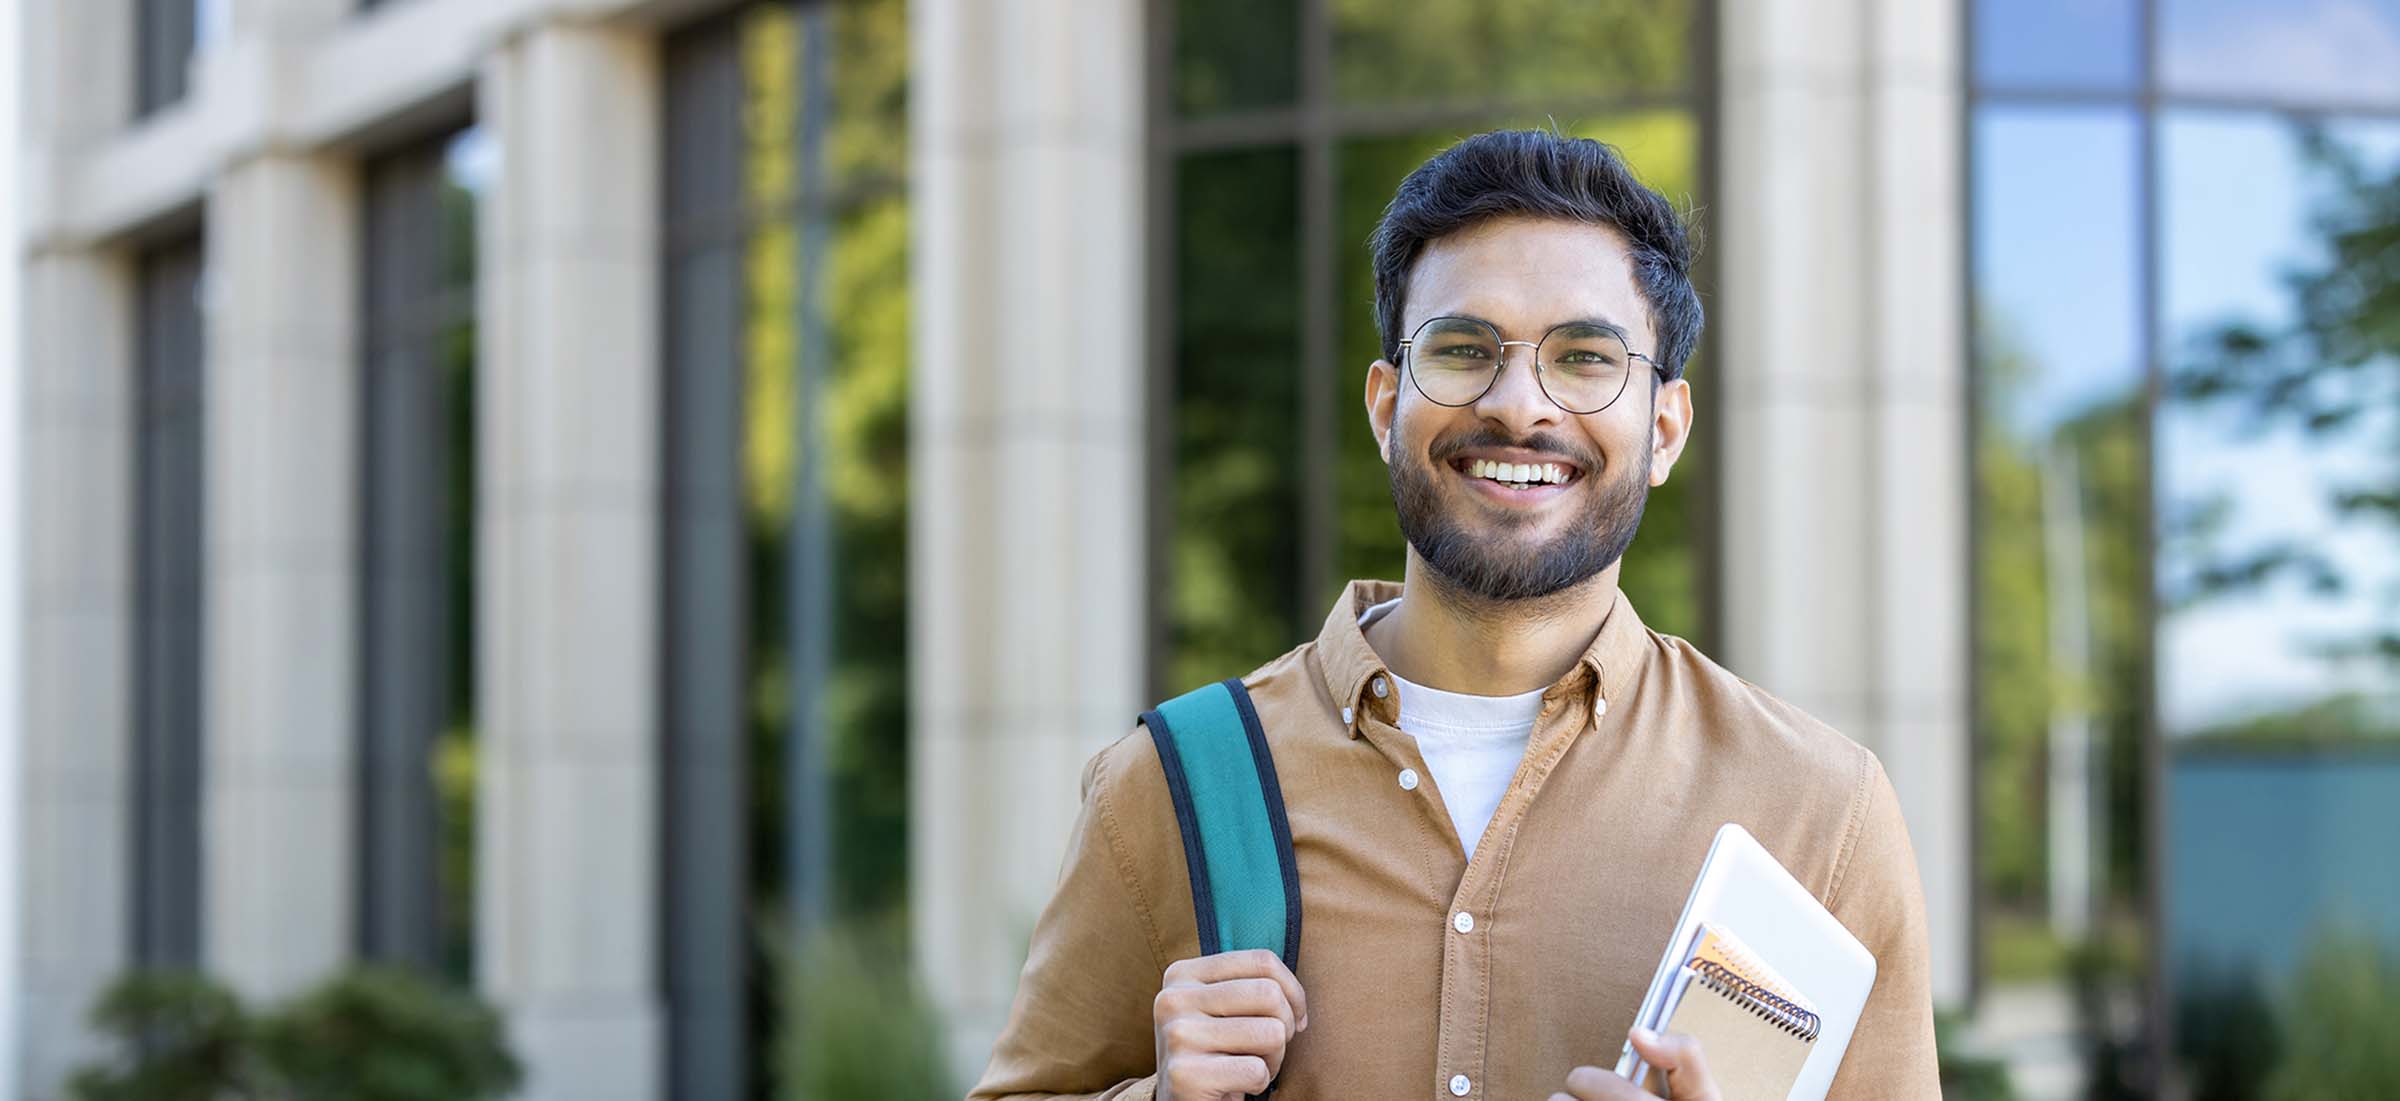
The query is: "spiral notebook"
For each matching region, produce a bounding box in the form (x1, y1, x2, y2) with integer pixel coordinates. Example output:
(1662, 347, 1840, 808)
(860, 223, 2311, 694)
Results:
(1613, 823, 1876, 1101)
(1636, 948, 1822, 1098)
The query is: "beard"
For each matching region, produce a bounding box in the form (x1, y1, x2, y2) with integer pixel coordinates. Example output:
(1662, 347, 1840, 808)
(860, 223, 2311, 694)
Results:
(1386, 411, 1652, 606)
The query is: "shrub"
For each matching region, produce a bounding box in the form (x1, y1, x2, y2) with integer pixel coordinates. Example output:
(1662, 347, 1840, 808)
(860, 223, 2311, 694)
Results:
(776, 914, 952, 1100)
(68, 967, 519, 1101)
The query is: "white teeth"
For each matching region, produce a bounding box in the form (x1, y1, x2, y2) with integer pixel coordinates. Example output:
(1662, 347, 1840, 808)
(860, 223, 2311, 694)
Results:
(1466, 458, 1574, 486)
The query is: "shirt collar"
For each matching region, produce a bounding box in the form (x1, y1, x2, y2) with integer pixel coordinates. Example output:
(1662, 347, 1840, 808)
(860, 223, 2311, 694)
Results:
(1311, 577, 1651, 739)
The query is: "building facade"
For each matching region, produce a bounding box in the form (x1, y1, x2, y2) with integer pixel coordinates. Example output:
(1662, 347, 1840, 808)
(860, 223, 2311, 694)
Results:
(19, 0, 2000, 1097)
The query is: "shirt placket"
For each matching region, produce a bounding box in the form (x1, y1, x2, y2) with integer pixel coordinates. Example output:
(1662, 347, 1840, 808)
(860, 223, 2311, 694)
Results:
(1367, 676, 1597, 1100)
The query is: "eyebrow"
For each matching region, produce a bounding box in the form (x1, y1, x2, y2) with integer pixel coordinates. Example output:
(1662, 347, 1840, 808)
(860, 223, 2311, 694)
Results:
(1443, 313, 1633, 341)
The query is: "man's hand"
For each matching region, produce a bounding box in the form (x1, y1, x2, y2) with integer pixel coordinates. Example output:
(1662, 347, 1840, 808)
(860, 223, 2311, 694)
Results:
(1550, 1027, 1721, 1101)
(1152, 949, 1310, 1101)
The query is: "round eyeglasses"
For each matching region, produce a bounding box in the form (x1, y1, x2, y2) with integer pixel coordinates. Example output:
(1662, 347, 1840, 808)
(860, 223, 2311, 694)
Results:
(1397, 315, 1658, 415)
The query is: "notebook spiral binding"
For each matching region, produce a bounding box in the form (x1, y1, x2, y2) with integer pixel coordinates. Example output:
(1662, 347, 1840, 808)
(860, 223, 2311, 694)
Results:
(1689, 958, 1824, 1042)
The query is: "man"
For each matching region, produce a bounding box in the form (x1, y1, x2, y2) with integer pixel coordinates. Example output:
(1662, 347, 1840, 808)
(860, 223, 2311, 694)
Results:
(969, 130, 1940, 1100)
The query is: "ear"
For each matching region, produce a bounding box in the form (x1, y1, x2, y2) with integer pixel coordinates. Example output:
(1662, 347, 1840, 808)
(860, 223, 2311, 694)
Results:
(1366, 359, 1401, 464)
(1647, 377, 1694, 487)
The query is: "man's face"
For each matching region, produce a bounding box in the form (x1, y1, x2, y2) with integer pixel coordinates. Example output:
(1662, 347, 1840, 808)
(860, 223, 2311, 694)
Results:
(1367, 214, 1693, 605)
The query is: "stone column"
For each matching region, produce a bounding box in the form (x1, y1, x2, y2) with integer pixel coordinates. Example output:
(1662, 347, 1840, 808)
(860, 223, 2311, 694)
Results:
(16, 0, 138, 1095)
(17, 250, 139, 1101)
(475, 19, 664, 1100)
(199, 149, 361, 1000)
(907, 0, 1149, 1082)
(1715, 0, 1973, 1005)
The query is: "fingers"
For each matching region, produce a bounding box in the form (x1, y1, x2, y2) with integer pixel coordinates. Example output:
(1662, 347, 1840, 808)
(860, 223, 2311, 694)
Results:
(1162, 949, 1310, 1030)
(1158, 1013, 1295, 1079)
(1159, 1052, 1271, 1099)
(1553, 1063, 1654, 1100)
(1155, 950, 1313, 1098)
(1626, 1027, 1721, 1101)
(1166, 977, 1299, 1038)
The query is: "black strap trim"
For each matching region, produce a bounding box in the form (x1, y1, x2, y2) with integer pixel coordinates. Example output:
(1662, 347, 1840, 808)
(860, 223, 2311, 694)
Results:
(1220, 677, 1302, 973)
(1139, 707, 1223, 957)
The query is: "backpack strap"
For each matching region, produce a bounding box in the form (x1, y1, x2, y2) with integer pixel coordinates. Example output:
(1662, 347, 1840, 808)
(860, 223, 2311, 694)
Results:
(1138, 677, 1302, 969)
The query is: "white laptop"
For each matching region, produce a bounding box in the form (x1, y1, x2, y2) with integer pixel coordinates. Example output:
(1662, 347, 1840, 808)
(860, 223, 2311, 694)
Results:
(1612, 823, 1877, 1101)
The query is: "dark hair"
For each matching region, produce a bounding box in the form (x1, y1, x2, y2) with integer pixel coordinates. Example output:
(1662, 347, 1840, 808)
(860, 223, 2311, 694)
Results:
(1368, 129, 1705, 382)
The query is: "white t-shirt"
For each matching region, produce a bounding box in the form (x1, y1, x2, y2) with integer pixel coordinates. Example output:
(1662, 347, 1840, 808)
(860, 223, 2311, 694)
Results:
(1357, 596, 1543, 861)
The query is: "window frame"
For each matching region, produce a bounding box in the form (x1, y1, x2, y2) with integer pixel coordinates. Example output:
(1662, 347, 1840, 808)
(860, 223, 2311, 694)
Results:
(1141, 0, 1725, 701)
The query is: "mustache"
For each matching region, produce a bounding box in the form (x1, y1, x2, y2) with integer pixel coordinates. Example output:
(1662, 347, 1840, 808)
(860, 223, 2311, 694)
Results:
(1427, 427, 1601, 471)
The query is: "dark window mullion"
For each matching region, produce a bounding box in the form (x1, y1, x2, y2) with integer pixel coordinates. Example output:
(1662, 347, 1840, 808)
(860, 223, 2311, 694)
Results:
(133, 237, 206, 969)
(2132, 0, 2169, 1080)
(660, 13, 751, 1100)
(1296, 0, 1335, 637)
(136, 0, 198, 118)
(359, 130, 476, 979)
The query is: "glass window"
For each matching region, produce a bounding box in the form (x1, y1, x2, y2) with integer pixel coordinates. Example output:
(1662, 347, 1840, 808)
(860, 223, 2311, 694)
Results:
(1968, 107, 2149, 989)
(1175, 0, 1300, 116)
(1331, 0, 1694, 107)
(1159, 0, 1714, 698)
(1973, 0, 2140, 92)
(662, 2, 917, 1095)
(359, 126, 484, 983)
(2156, 120, 2400, 1055)
(1167, 147, 1304, 694)
(134, 235, 206, 969)
(2161, 0, 2400, 105)
(1974, 0, 2400, 1089)
(1332, 111, 1705, 640)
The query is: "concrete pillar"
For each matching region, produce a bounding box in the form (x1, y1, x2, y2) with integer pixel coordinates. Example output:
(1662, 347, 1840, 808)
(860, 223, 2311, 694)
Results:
(1716, 0, 1973, 1005)
(200, 151, 361, 999)
(16, 0, 138, 1096)
(907, 0, 1149, 1081)
(475, 20, 663, 1101)
(16, 252, 139, 1101)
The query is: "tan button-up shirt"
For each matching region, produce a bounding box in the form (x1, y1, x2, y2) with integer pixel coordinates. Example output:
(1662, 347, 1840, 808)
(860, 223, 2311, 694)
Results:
(970, 579, 1940, 1100)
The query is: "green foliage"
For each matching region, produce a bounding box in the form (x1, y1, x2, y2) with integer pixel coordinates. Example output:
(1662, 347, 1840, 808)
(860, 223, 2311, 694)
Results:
(2260, 929, 2400, 1101)
(251, 968, 520, 1101)
(1972, 314, 2151, 921)
(2168, 127, 2400, 685)
(2064, 937, 2146, 1101)
(68, 968, 519, 1101)
(2175, 955, 2282, 1101)
(776, 916, 952, 1101)
(1935, 1008, 2016, 1101)
(2180, 693, 2400, 749)
(68, 972, 250, 1101)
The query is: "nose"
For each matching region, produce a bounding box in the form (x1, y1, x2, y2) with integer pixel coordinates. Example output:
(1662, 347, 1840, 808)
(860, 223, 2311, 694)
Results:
(1472, 340, 1564, 433)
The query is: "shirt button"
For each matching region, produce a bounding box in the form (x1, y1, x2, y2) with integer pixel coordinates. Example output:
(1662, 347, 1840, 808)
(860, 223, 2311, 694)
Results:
(1452, 910, 1475, 934)
(1372, 675, 1389, 698)
(1449, 1073, 1471, 1096)
(1594, 696, 1610, 719)
(1398, 768, 1419, 791)
(1341, 706, 1354, 725)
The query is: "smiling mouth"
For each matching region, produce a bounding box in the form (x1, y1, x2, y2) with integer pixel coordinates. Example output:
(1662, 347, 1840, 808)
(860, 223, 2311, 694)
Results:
(1447, 456, 1585, 492)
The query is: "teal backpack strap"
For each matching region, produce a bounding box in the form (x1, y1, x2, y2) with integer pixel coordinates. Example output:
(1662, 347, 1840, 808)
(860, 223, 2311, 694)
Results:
(1138, 678, 1303, 969)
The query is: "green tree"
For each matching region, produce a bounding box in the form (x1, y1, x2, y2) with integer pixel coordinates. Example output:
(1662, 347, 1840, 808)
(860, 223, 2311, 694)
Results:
(2168, 129, 2400, 685)
(2262, 928, 2400, 1100)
